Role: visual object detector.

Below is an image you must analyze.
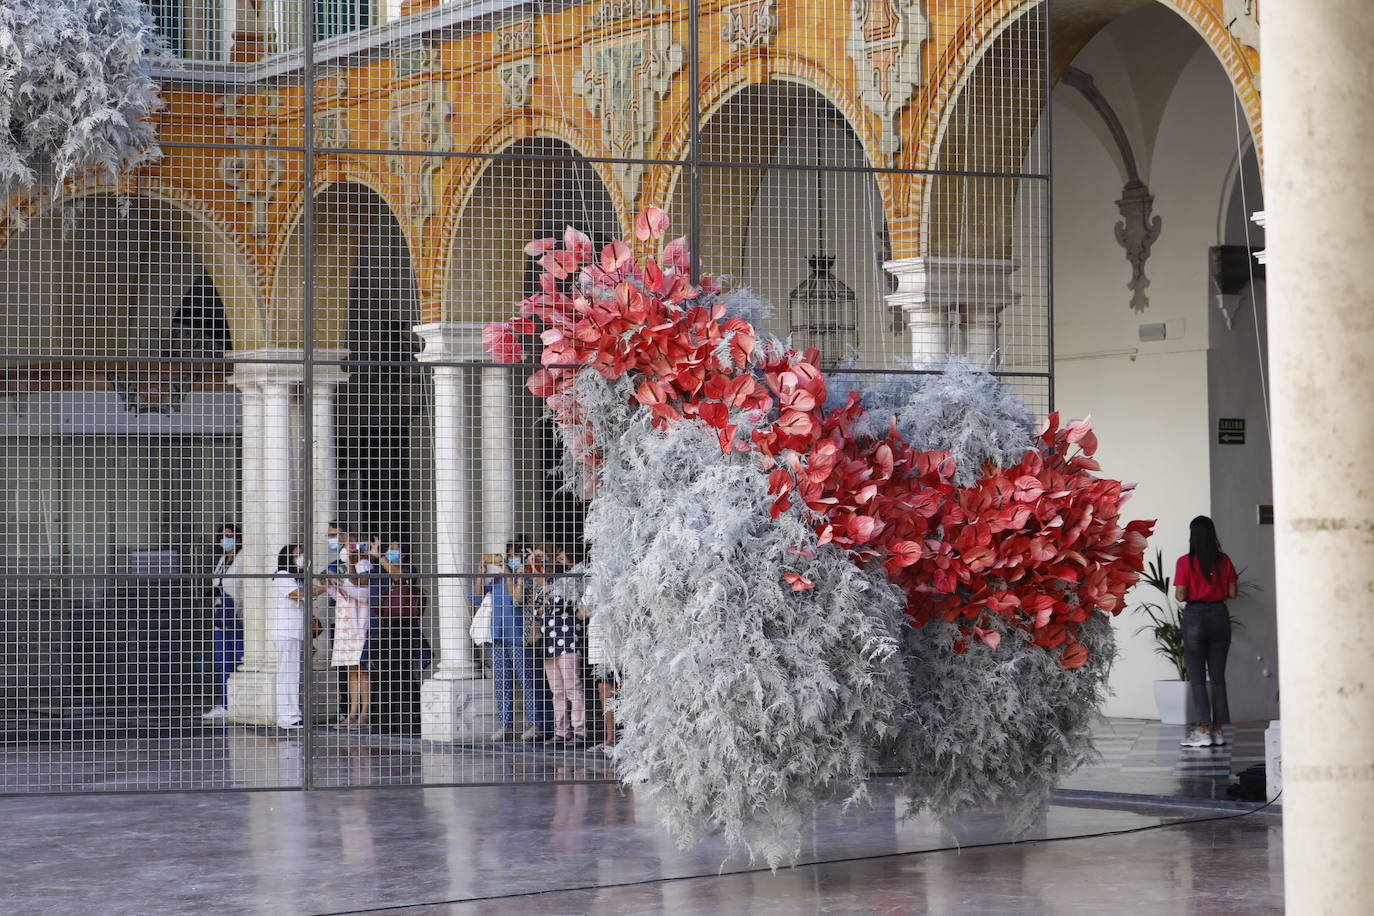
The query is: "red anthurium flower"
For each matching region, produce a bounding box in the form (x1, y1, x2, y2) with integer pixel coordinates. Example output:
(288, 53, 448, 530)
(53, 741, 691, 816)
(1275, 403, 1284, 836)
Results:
(563, 226, 594, 264)
(524, 237, 558, 257)
(1060, 642, 1089, 669)
(972, 626, 1002, 650)
(483, 322, 524, 363)
(662, 236, 691, 271)
(635, 205, 671, 241)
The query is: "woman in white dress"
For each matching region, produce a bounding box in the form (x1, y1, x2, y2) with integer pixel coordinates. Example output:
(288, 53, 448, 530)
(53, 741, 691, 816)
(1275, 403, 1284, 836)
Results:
(269, 544, 311, 729)
(329, 543, 372, 727)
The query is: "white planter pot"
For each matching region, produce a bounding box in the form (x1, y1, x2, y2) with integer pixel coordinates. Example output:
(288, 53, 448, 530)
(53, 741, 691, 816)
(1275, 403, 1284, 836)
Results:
(1154, 679, 1192, 725)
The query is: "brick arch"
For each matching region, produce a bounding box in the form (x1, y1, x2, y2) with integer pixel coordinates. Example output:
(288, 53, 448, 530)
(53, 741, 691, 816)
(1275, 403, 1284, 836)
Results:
(1, 181, 265, 353)
(437, 133, 621, 325)
(437, 114, 631, 248)
(646, 53, 898, 223)
(909, 0, 1263, 258)
(265, 173, 422, 351)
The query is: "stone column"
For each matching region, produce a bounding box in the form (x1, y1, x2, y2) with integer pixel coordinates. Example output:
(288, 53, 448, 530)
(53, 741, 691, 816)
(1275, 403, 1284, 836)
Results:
(309, 360, 348, 563)
(481, 366, 516, 556)
(226, 351, 304, 725)
(413, 322, 494, 741)
(884, 256, 1017, 367)
(1264, 3, 1374, 910)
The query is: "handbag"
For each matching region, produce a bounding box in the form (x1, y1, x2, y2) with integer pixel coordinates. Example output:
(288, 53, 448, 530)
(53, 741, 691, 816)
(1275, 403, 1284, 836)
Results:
(524, 587, 545, 648)
(469, 592, 494, 646)
(524, 608, 543, 648)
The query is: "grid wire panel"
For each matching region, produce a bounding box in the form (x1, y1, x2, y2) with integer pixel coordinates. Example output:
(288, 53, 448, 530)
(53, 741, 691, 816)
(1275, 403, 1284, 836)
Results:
(0, 0, 1049, 793)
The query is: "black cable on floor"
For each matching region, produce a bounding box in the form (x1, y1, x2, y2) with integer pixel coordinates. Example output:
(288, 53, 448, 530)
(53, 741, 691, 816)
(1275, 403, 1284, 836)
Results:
(310, 791, 1282, 915)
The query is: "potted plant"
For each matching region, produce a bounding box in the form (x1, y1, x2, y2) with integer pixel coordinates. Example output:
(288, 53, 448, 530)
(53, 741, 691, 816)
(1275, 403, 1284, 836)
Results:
(1134, 550, 1191, 724)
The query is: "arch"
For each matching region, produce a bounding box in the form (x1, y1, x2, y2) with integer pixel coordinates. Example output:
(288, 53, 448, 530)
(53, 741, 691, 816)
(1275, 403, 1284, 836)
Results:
(441, 137, 619, 325)
(647, 54, 898, 222)
(0, 186, 260, 355)
(913, 0, 1263, 255)
(423, 117, 629, 318)
(267, 178, 421, 353)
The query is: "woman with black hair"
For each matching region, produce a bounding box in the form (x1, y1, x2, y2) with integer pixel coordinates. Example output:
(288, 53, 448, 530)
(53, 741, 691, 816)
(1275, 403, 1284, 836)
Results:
(269, 543, 312, 730)
(1174, 515, 1239, 749)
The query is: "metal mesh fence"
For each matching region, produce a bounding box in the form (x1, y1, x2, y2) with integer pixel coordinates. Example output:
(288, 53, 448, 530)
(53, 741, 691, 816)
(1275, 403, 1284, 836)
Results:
(0, 0, 1049, 793)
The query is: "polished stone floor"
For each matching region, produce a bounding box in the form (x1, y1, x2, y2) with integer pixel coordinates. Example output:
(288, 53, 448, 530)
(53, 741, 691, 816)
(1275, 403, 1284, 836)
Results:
(0, 779, 1282, 915)
(0, 714, 1267, 801)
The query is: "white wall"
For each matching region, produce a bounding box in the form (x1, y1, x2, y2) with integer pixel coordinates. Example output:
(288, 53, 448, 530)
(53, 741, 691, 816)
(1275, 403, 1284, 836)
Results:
(1050, 7, 1273, 719)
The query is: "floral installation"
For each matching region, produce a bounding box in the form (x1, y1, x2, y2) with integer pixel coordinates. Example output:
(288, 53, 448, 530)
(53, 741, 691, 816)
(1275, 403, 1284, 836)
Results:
(487, 207, 1151, 666)
(484, 206, 1154, 864)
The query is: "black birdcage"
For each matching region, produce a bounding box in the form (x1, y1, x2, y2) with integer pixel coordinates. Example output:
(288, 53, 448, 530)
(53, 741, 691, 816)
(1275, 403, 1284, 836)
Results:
(787, 102, 858, 368)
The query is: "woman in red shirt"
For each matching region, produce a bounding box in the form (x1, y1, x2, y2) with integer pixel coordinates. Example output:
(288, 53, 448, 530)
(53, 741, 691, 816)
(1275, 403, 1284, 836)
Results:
(1173, 515, 1239, 749)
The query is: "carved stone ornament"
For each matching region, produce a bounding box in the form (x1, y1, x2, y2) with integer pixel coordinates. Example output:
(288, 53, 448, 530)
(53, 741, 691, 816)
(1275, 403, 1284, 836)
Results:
(721, 0, 778, 53)
(574, 26, 685, 204)
(217, 91, 284, 241)
(499, 58, 538, 110)
(1115, 180, 1163, 314)
(495, 19, 538, 55)
(386, 79, 454, 228)
(591, 0, 660, 28)
(314, 73, 350, 147)
(393, 43, 440, 80)
(846, 0, 930, 157)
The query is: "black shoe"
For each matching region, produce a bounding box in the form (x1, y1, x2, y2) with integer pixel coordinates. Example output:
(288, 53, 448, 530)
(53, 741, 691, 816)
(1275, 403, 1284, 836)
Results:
(568, 735, 589, 749)
(544, 734, 568, 746)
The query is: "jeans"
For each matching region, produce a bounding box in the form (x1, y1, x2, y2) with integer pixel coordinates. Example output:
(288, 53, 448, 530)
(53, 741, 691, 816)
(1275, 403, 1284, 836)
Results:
(1183, 602, 1231, 726)
(490, 641, 552, 732)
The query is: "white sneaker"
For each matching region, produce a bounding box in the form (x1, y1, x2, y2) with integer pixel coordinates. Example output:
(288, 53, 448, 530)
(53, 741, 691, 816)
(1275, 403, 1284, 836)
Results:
(490, 728, 513, 742)
(277, 719, 302, 730)
(520, 726, 544, 741)
(1180, 728, 1213, 748)
(1211, 729, 1226, 746)
(200, 706, 229, 720)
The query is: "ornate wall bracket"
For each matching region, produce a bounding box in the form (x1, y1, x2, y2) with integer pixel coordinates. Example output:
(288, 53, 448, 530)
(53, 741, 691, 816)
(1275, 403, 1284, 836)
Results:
(574, 26, 685, 205)
(846, 0, 930, 157)
(1063, 67, 1163, 313)
(1115, 181, 1162, 314)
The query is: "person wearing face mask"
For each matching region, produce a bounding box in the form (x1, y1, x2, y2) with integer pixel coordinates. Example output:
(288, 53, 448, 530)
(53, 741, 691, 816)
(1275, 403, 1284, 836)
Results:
(474, 538, 552, 741)
(201, 523, 243, 720)
(269, 544, 316, 730)
(328, 541, 373, 728)
(368, 538, 424, 734)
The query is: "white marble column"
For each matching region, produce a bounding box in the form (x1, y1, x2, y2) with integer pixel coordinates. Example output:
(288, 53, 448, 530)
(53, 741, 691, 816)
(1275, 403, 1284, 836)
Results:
(309, 360, 348, 564)
(414, 322, 494, 741)
(480, 366, 516, 557)
(884, 256, 1017, 368)
(226, 351, 304, 725)
(1264, 3, 1374, 910)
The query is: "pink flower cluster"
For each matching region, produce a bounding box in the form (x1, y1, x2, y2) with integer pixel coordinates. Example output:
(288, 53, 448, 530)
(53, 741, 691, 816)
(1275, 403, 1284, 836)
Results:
(485, 207, 1153, 667)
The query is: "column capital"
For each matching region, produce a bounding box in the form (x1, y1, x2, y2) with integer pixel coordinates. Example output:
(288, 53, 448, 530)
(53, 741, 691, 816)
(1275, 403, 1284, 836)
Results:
(413, 321, 488, 363)
(883, 256, 1019, 312)
(229, 349, 305, 390)
(228, 349, 351, 390)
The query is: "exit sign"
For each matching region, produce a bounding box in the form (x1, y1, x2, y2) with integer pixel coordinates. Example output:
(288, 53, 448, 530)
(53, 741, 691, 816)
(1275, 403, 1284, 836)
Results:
(1219, 418, 1246, 444)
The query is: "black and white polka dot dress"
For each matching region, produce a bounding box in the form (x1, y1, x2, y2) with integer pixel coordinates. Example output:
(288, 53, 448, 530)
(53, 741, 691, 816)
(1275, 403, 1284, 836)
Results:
(541, 594, 581, 657)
